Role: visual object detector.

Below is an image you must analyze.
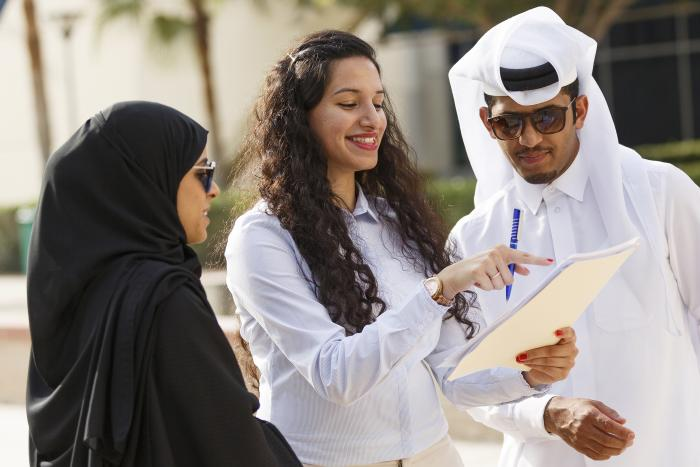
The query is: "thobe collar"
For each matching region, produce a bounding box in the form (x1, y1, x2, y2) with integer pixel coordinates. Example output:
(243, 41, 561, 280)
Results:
(513, 150, 588, 215)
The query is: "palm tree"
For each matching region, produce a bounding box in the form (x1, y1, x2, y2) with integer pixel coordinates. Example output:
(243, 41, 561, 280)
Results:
(187, 0, 222, 164)
(99, 0, 223, 166)
(22, 0, 52, 164)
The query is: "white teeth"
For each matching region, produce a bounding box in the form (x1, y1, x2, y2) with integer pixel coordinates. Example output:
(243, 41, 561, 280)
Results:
(351, 136, 376, 144)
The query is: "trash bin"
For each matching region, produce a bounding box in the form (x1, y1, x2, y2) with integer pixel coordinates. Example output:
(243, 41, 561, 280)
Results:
(16, 207, 35, 274)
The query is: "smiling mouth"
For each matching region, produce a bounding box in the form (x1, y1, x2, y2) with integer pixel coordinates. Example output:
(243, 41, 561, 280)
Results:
(351, 136, 376, 144)
(347, 135, 379, 150)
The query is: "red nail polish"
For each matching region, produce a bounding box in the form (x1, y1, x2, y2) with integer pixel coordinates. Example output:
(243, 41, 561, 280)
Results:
(547, 258, 554, 263)
(516, 353, 527, 362)
(555, 329, 564, 337)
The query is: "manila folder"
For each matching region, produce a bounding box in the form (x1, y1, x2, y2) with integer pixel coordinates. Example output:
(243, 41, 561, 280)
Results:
(448, 237, 640, 381)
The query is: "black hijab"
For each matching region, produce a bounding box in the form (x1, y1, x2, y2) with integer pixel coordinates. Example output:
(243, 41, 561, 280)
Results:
(26, 102, 296, 466)
(27, 101, 205, 377)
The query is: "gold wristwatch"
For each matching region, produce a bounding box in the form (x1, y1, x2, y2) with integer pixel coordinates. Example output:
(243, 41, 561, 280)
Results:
(423, 276, 453, 306)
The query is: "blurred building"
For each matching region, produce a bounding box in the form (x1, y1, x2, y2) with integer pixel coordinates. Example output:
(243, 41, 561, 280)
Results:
(596, 0, 700, 146)
(1, 0, 457, 207)
(3, 0, 699, 207)
(445, 0, 700, 167)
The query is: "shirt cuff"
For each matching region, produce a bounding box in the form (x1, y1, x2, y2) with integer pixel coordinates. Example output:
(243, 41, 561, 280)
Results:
(512, 392, 560, 440)
(408, 282, 452, 332)
(498, 369, 549, 402)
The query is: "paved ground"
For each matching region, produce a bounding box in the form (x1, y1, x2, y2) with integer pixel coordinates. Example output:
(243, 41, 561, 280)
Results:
(0, 404, 499, 466)
(0, 275, 27, 316)
(454, 440, 501, 465)
(1, 404, 29, 467)
(1, 274, 501, 466)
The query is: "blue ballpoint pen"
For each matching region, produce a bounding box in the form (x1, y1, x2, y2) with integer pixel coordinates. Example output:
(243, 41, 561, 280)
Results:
(505, 208, 521, 301)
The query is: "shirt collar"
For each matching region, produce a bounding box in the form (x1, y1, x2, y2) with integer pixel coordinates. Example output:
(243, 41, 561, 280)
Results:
(551, 150, 587, 202)
(351, 184, 380, 222)
(513, 150, 587, 215)
(513, 175, 546, 215)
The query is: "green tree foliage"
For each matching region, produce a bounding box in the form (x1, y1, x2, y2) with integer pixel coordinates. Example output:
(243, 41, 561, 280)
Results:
(297, 0, 638, 40)
(99, 0, 225, 166)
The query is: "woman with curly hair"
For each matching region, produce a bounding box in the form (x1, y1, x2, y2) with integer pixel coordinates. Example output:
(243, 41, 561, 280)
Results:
(225, 31, 577, 466)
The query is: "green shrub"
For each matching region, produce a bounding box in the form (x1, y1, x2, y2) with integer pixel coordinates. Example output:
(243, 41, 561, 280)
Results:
(425, 177, 476, 229)
(191, 190, 257, 269)
(635, 139, 700, 186)
(0, 208, 20, 272)
(636, 139, 700, 164)
(6, 138, 700, 272)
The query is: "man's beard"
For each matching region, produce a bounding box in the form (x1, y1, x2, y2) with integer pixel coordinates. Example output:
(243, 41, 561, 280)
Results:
(512, 145, 559, 185)
(523, 170, 559, 184)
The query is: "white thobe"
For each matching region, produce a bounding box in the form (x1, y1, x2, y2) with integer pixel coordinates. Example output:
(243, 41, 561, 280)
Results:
(449, 152, 700, 467)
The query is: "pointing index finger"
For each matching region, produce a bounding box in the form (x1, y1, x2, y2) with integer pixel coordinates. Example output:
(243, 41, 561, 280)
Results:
(506, 249, 554, 267)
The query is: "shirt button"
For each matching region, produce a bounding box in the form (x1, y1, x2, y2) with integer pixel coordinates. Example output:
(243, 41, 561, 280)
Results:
(554, 206, 561, 213)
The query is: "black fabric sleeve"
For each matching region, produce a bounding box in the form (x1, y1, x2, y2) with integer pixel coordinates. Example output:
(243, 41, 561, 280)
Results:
(148, 287, 301, 467)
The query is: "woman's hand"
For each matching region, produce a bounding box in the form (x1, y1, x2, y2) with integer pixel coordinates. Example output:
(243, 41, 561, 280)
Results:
(437, 245, 553, 299)
(520, 327, 578, 387)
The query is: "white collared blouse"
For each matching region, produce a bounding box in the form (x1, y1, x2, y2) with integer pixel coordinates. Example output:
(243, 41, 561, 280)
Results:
(225, 187, 546, 466)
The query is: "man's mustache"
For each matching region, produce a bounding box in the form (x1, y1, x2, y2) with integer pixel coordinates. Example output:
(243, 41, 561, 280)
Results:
(516, 146, 554, 157)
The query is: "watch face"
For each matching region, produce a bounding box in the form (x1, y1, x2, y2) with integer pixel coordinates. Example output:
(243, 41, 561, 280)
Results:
(425, 278, 439, 296)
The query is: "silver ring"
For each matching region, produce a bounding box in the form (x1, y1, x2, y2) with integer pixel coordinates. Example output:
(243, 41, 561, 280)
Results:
(490, 271, 502, 279)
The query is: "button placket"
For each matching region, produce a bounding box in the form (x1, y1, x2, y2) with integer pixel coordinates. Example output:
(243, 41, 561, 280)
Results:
(543, 191, 576, 261)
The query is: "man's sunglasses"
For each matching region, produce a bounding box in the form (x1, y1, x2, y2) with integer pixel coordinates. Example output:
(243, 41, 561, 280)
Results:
(487, 97, 577, 141)
(195, 160, 216, 193)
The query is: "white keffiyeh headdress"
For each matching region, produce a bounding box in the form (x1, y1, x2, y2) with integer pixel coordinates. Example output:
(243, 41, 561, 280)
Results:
(449, 7, 681, 334)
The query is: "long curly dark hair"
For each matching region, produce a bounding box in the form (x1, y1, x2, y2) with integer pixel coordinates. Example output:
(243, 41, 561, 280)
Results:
(235, 30, 477, 337)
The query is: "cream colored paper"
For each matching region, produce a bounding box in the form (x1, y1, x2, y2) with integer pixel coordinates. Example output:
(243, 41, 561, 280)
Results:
(449, 238, 640, 380)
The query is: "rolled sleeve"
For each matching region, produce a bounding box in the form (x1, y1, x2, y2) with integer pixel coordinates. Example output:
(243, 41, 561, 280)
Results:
(439, 366, 548, 409)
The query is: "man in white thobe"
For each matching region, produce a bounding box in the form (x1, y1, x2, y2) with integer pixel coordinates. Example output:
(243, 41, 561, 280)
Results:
(447, 7, 700, 467)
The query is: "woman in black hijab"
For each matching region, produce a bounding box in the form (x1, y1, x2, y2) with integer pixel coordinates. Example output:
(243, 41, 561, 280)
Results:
(26, 101, 301, 467)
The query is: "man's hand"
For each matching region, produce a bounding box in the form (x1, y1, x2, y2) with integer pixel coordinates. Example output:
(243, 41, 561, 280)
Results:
(544, 397, 635, 461)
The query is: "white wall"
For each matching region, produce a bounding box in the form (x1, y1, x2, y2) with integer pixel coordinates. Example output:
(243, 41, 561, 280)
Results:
(1, 0, 48, 207)
(376, 30, 456, 176)
(1, 0, 455, 207)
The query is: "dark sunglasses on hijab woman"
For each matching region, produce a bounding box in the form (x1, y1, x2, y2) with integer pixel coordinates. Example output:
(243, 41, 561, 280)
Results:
(197, 159, 217, 192)
(26, 101, 301, 467)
